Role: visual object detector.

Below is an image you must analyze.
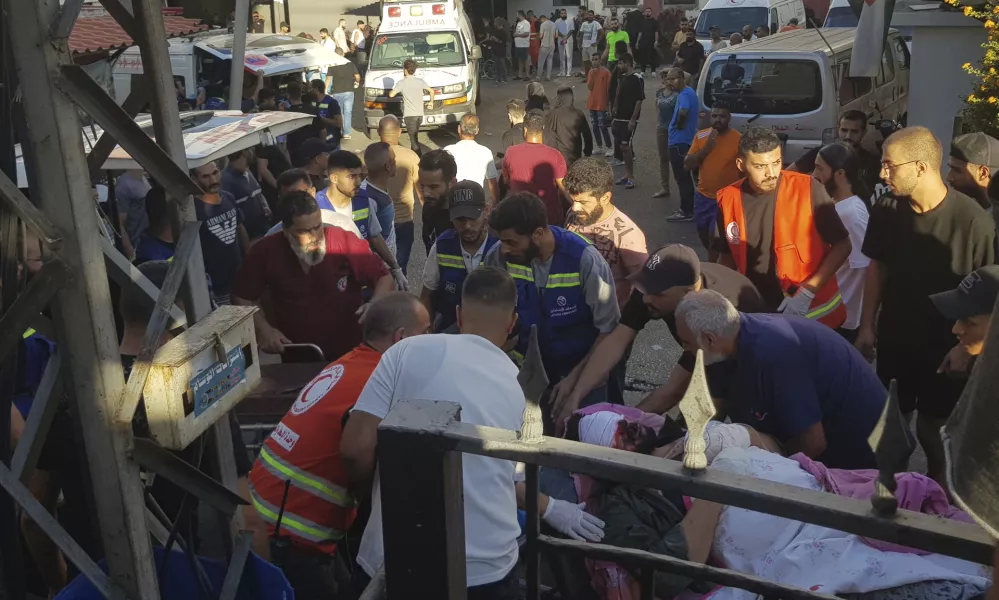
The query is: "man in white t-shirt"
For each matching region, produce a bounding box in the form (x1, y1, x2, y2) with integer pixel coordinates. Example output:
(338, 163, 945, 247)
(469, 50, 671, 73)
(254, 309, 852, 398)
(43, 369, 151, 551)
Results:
(514, 11, 532, 80)
(555, 9, 574, 77)
(538, 14, 558, 81)
(578, 11, 602, 77)
(444, 115, 500, 203)
(809, 142, 870, 339)
(341, 267, 525, 594)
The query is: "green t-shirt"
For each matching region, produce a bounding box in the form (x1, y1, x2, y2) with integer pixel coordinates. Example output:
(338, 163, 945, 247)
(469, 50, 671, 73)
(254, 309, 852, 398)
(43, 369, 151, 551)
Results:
(605, 30, 630, 61)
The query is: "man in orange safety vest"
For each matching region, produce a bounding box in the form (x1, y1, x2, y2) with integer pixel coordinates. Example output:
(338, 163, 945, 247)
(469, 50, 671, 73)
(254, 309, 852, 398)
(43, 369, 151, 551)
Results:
(248, 292, 430, 598)
(713, 126, 852, 329)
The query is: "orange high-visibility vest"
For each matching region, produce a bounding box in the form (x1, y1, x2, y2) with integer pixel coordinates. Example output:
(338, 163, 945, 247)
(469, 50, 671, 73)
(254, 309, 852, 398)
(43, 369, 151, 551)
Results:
(716, 171, 846, 328)
(248, 345, 381, 554)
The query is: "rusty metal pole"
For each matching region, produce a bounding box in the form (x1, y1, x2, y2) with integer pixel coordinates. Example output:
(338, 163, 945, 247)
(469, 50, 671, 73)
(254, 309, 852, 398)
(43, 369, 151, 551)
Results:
(5, 0, 159, 597)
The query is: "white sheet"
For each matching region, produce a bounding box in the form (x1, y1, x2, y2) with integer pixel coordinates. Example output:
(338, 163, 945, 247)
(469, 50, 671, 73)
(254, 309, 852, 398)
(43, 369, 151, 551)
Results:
(704, 448, 992, 600)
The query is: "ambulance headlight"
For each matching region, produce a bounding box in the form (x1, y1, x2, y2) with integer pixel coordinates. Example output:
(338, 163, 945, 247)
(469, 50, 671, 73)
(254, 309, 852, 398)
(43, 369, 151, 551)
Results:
(442, 83, 464, 94)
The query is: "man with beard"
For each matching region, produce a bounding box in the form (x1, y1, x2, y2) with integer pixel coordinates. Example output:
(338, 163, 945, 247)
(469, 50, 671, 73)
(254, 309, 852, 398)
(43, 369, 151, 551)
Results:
(554, 158, 645, 410)
(712, 127, 852, 329)
(318, 150, 407, 289)
(559, 245, 763, 424)
(192, 161, 250, 305)
(675, 289, 886, 469)
(683, 100, 742, 254)
(946, 131, 999, 214)
(420, 181, 499, 332)
(484, 192, 620, 433)
(856, 126, 995, 486)
(601, 17, 630, 71)
(264, 168, 361, 238)
(232, 190, 394, 360)
(418, 149, 459, 253)
(295, 138, 331, 192)
(789, 110, 883, 201)
(635, 7, 659, 74)
(578, 10, 603, 78)
(740, 24, 755, 42)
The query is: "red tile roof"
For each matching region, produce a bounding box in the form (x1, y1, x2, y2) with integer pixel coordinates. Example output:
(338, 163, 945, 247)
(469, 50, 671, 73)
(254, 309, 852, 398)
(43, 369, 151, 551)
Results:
(69, 15, 208, 55)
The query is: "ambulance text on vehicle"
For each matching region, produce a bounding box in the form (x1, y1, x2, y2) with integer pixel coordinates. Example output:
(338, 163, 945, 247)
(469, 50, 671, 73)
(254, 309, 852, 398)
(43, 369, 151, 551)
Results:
(363, 0, 482, 137)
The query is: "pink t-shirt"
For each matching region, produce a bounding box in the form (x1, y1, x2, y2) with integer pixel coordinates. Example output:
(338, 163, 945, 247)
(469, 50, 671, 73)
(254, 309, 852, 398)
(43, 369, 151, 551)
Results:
(566, 207, 648, 308)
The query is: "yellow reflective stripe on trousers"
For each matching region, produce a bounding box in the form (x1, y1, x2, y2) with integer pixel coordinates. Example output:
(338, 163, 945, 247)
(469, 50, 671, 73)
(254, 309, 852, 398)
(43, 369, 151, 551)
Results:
(249, 484, 344, 544)
(806, 292, 843, 320)
(436, 253, 466, 269)
(258, 446, 354, 508)
(507, 263, 534, 282)
(353, 208, 370, 221)
(546, 272, 581, 288)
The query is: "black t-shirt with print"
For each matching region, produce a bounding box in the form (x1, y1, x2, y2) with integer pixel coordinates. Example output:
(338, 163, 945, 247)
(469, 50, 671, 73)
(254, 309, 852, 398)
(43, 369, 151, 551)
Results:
(195, 191, 244, 303)
(712, 176, 849, 310)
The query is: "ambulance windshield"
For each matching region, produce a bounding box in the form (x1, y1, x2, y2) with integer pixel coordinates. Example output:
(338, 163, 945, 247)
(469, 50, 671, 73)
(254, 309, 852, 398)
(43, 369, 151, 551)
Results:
(369, 31, 466, 69)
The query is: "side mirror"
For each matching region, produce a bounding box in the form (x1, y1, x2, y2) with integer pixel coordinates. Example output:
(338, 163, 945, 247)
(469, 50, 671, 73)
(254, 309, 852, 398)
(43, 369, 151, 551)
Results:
(868, 99, 877, 109)
(471, 45, 483, 60)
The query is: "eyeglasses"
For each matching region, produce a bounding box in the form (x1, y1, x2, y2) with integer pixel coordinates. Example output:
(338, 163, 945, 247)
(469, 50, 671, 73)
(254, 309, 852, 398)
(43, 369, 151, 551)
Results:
(880, 159, 920, 171)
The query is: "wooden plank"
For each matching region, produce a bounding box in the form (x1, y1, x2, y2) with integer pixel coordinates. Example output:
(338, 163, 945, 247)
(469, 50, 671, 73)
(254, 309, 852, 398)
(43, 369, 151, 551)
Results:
(0, 259, 65, 367)
(379, 400, 995, 565)
(131, 438, 247, 517)
(11, 354, 63, 483)
(0, 462, 116, 598)
(0, 170, 61, 249)
(378, 400, 467, 600)
(54, 66, 203, 202)
(540, 536, 843, 600)
(101, 236, 187, 330)
(218, 531, 253, 600)
(49, 0, 85, 39)
(87, 88, 148, 179)
(113, 221, 198, 423)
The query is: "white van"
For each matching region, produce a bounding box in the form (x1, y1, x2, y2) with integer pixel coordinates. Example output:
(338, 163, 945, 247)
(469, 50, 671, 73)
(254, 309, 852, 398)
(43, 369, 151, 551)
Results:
(823, 0, 913, 52)
(694, 0, 806, 52)
(696, 27, 910, 163)
(362, 0, 481, 137)
(113, 33, 339, 106)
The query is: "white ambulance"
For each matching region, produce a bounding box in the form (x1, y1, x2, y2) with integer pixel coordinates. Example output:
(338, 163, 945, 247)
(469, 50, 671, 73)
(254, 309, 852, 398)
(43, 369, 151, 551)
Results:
(362, 0, 482, 137)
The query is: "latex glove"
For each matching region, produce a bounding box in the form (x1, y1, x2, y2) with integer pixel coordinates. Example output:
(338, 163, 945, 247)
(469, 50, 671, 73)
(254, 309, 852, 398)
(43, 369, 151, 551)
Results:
(778, 286, 814, 317)
(391, 267, 409, 291)
(542, 498, 605, 542)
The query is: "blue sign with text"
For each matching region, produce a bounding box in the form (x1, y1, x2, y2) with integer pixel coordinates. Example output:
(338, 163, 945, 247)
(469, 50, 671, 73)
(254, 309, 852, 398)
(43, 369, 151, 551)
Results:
(190, 346, 246, 417)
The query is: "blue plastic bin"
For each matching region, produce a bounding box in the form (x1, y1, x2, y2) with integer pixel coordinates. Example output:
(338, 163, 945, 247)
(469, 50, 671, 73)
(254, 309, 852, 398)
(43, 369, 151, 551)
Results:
(55, 546, 293, 600)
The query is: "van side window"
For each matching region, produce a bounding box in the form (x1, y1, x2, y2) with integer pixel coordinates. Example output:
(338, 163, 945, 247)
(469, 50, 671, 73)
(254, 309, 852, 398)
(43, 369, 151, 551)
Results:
(891, 38, 910, 70)
(838, 62, 873, 106)
(770, 8, 778, 32)
(877, 47, 895, 86)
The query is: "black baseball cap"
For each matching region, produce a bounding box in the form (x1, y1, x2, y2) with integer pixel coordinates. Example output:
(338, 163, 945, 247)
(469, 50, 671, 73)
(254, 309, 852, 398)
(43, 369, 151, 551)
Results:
(449, 181, 486, 220)
(297, 137, 329, 164)
(627, 244, 701, 295)
(930, 265, 999, 320)
(951, 132, 999, 171)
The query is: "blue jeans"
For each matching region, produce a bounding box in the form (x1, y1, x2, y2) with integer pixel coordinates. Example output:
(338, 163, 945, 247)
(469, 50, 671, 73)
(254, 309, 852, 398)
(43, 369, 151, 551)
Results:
(333, 91, 354, 136)
(589, 110, 611, 147)
(394, 220, 414, 275)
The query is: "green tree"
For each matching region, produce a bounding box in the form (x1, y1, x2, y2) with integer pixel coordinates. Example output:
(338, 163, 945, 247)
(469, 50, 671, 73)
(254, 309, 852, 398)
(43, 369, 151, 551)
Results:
(952, 0, 999, 137)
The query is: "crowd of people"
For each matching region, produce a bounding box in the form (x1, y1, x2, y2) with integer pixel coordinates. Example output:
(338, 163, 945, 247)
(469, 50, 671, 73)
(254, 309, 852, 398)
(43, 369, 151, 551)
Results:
(10, 8, 999, 600)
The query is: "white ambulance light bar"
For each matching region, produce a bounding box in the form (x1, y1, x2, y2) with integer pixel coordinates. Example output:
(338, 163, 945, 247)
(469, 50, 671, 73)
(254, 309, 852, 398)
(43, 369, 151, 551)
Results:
(386, 4, 447, 17)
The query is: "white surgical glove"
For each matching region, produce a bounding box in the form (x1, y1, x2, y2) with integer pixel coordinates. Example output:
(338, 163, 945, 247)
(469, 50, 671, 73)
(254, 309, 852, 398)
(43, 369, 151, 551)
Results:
(391, 267, 409, 291)
(702, 422, 751, 463)
(542, 498, 605, 542)
(778, 286, 814, 317)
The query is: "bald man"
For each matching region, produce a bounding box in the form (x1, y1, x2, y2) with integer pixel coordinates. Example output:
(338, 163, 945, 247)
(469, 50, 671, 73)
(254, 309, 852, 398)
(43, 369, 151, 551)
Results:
(380, 115, 420, 274)
(444, 114, 500, 204)
(359, 142, 400, 265)
(857, 126, 995, 487)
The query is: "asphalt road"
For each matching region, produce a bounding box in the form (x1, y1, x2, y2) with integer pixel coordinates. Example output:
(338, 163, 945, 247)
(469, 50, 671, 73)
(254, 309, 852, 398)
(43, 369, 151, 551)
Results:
(343, 71, 691, 401)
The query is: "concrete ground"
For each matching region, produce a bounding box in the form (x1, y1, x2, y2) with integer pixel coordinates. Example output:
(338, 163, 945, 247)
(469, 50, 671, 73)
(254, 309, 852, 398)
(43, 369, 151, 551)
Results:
(342, 71, 690, 399)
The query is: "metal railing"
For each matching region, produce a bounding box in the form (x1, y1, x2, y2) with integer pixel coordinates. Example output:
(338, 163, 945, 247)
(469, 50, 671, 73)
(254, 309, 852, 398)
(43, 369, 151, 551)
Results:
(374, 351, 994, 600)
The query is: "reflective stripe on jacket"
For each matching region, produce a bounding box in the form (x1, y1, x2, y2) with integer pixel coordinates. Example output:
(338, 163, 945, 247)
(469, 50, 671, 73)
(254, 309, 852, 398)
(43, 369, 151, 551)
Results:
(716, 171, 846, 328)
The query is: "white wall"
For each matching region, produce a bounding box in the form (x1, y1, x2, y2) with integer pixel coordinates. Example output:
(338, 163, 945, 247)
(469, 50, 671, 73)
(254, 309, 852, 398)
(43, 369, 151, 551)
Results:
(902, 20, 987, 168)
